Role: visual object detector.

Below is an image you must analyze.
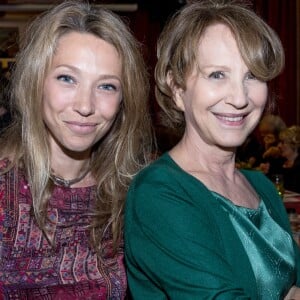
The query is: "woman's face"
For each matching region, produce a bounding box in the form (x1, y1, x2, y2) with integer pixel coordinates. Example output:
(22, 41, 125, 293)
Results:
(43, 32, 122, 158)
(173, 23, 268, 149)
(278, 139, 294, 159)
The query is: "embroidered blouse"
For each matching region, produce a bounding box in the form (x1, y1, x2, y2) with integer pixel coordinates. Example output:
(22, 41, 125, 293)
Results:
(0, 159, 126, 299)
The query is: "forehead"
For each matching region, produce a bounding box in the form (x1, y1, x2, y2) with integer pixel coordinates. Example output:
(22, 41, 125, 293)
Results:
(197, 23, 241, 64)
(51, 31, 122, 75)
(55, 31, 118, 56)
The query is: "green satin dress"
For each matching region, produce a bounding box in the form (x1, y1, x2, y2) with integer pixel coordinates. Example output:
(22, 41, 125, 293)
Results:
(213, 192, 296, 299)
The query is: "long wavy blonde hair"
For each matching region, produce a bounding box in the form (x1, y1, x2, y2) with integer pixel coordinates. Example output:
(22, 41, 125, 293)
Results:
(0, 0, 153, 253)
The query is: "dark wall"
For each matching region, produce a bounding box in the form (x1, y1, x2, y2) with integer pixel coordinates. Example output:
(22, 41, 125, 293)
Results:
(253, 0, 297, 125)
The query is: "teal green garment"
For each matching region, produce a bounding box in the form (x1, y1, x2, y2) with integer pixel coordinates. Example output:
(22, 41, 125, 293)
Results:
(125, 153, 300, 299)
(213, 192, 296, 299)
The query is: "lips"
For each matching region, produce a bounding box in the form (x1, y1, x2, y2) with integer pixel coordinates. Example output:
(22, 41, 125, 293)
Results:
(65, 121, 98, 134)
(214, 113, 247, 125)
(219, 115, 243, 122)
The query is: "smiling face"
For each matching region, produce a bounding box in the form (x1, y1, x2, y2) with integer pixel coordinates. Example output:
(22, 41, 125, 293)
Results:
(42, 32, 122, 159)
(173, 23, 268, 150)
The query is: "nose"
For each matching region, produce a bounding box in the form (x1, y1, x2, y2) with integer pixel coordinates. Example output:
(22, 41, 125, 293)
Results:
(225, 80, 249, 109)
(72, 86, 95, 116)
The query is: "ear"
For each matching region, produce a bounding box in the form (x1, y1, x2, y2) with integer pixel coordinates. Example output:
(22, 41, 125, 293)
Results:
(167, 71, 185, 112)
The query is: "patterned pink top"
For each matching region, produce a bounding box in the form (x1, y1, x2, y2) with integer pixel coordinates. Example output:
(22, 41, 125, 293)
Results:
(0, 159, 127, 299)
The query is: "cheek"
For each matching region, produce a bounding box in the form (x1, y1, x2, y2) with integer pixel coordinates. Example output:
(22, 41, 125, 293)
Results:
(42, 81, 56, 113)
(98, 97, 122, 120)
(41, 94, 66, 131)
(250, 85, 268, 107)
(42, 83, 69, 116)
(42, 100, 55, 131)
(42, 94, 57, 123)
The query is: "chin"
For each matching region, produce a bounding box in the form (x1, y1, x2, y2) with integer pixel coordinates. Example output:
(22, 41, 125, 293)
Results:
(218, 135, 248, 148)
(60, 142, 93, 156)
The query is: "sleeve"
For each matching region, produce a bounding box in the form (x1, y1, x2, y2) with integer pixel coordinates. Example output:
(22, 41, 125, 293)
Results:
(124, 170, 252, 300)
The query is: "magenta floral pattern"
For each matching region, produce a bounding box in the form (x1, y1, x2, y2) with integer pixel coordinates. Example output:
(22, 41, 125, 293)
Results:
(0, 159, 126, 299)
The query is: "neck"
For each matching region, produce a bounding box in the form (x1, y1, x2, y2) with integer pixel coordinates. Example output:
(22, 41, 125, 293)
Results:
(170, 137, 236, 175)
(50, 156, 92, 187)
(50, 165, 91, 188)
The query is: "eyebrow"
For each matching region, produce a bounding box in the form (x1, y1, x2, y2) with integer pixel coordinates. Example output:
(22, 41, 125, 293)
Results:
(98, 74, 121, 82)
(200, 64, 230, 70)
(55, 64, 121, 82)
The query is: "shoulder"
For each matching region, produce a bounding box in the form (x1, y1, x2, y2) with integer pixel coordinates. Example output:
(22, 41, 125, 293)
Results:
(241, 168, 289, 222)
(127, 154, 183, 210)
(240, 168, 279, 198)
(0, 158, 12, 173)
(240, 168, 273, 188)
(131, 153, 180, 186)
(140, 153, 181, 175)
(0, 159, 24, 188)
(128, 153, 187, 203)
(128, 153, 213, 210)
(126, 153, 220, 230)
(240, 168, 279, 202)
(131, 153, 207, 191)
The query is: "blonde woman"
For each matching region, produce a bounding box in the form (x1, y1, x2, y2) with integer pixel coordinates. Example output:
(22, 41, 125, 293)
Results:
(0, 0, 152, 298)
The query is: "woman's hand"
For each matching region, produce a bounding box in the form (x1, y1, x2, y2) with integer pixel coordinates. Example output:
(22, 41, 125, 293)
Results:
(262, 146, 281, 159)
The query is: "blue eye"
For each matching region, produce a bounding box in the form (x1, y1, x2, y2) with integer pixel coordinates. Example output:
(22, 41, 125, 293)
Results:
(100, 84, 117, 91)
(57, 75, 75, 84)
(209, 71, 225, 79)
